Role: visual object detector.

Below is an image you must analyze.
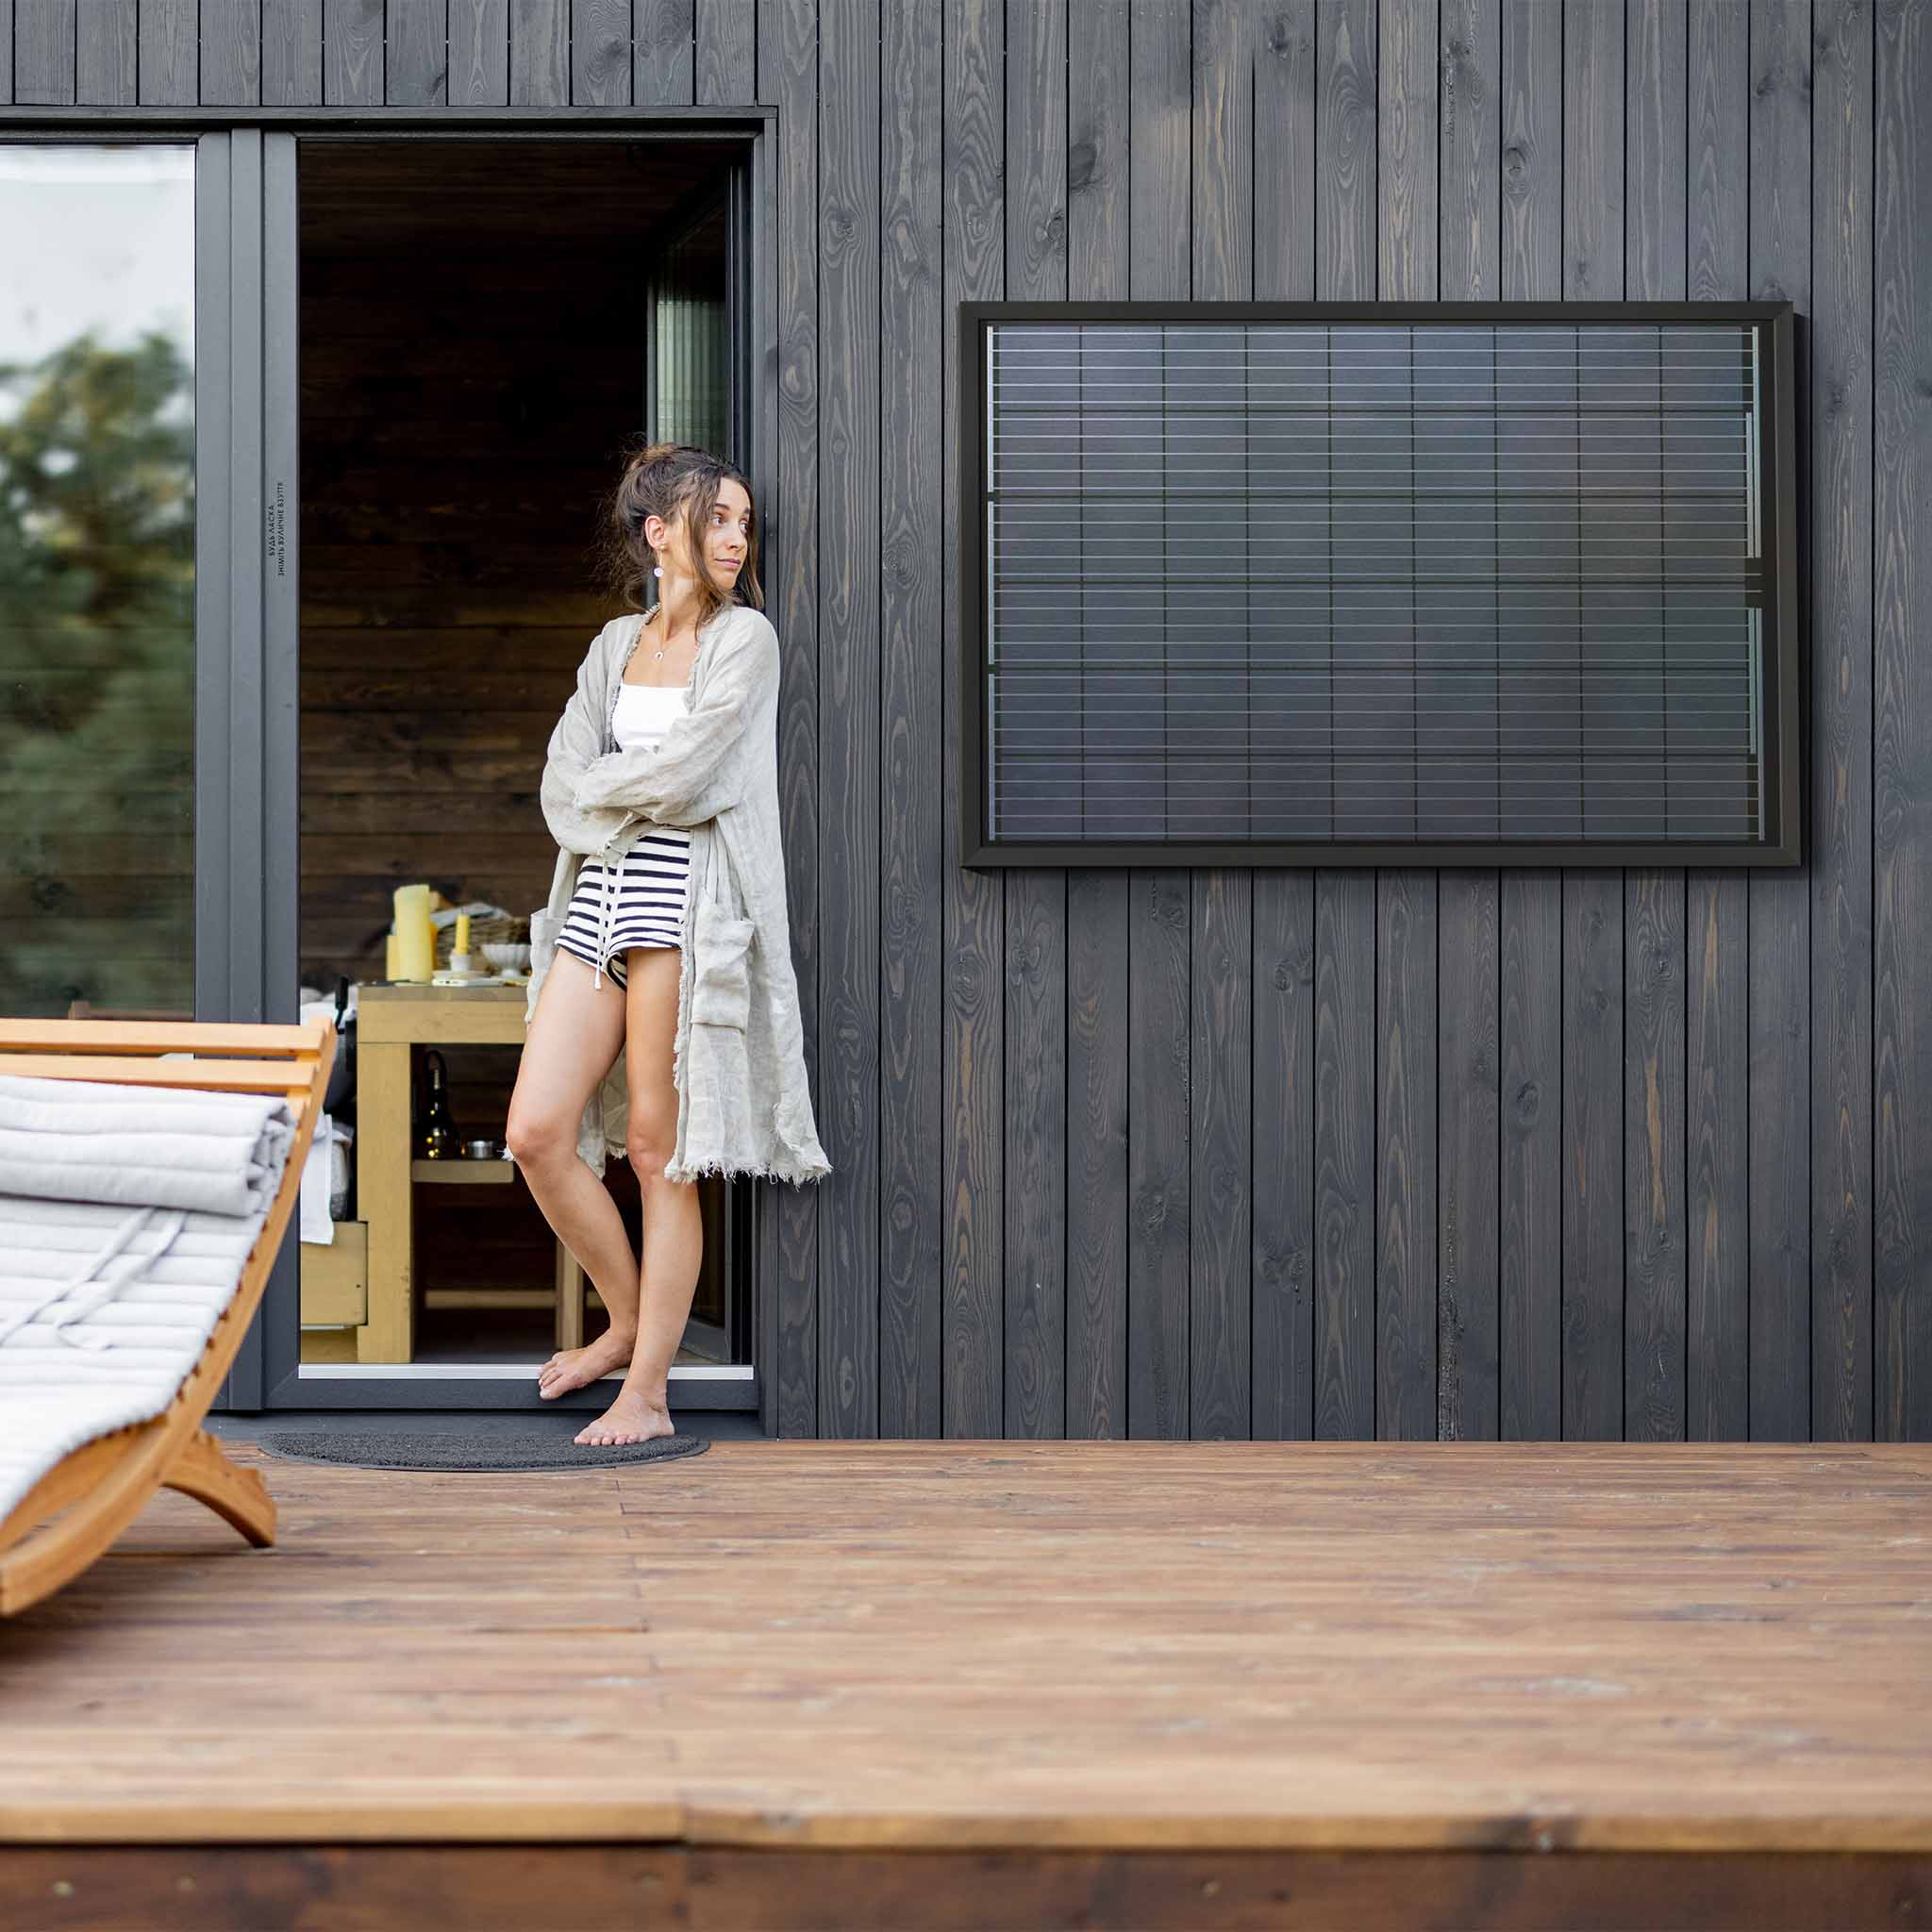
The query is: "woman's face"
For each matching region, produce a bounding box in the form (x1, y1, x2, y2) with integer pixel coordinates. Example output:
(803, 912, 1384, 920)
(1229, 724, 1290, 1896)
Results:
(658, 481, 752, 593)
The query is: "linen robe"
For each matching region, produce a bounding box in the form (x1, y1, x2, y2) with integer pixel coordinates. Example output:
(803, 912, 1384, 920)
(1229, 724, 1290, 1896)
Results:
(518, 603, 832, 1188)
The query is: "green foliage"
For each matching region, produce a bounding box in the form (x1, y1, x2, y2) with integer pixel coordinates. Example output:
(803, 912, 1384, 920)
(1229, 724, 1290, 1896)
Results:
(0, 327, 196, 1016)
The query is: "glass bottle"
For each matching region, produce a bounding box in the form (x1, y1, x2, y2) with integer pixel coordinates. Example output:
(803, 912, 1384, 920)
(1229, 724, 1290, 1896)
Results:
(418, 1048, 459, 1160)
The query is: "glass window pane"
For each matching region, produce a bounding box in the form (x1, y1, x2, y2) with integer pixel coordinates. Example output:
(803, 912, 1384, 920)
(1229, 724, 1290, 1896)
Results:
(650, 194, 729, 458)
(0, 142, 195, 1017)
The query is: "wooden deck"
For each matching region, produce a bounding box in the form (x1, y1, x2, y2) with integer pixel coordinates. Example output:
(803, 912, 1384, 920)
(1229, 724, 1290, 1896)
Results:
(4, 1441, 1931, 1929)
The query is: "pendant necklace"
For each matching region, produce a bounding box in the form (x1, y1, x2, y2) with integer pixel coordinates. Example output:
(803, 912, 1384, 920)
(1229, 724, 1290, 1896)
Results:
(647, 564, 700, 670)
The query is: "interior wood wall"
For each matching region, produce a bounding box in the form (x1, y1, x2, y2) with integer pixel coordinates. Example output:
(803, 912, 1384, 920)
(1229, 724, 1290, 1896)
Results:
(5, 0, 1927, 1442)
(298, 235, 633, 995)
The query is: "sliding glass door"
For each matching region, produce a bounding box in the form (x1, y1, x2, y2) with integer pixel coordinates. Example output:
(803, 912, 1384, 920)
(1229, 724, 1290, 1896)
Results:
(0, 130, 294, 1405)
(4, 125, 770, 1414)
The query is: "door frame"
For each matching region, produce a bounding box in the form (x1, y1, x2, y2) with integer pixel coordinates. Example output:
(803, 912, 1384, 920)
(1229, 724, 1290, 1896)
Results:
(0, 107, 780, 1414)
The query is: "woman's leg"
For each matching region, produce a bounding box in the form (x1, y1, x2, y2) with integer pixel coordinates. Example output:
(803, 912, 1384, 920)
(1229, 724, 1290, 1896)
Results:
(505, 945, 637, 1398)
(575, 943, 698, 1446)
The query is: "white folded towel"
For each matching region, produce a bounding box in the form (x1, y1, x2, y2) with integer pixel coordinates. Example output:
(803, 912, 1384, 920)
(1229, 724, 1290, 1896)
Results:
(0, 1072, 293, 1217)
(0, 1073, 298, 1523)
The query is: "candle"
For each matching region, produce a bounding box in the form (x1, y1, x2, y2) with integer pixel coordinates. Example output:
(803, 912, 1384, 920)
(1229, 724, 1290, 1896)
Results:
(454, 911, 472, 956)
(392, 884, 435, 980)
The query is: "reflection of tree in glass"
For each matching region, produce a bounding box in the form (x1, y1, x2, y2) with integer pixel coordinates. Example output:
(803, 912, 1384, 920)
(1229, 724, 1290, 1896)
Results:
(0, 328, 195, 1017)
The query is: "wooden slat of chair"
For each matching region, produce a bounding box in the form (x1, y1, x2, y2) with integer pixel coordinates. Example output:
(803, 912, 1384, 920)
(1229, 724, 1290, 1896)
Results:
(0, 1017, 335, 1617)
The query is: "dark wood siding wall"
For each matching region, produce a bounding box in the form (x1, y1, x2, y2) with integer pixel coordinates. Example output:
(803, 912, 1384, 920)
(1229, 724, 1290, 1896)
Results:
(5, 1, 1928, 1442)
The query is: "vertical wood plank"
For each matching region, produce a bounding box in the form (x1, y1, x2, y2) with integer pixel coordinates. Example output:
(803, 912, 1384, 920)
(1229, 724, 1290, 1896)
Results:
(573, 0, 628, 103)
(1623, 0, 1688, 1441)
(1500, 871, 1561, 1440)
(509, 0, 566, 104)
(1251, 0, 1319, 1443)
(1685, 0, 1750, 1442)
(388, 0, 448, 103)
(1252, 866, 1318, 1443)
(447, 0, 506, 102)
(325, 0, 383, 102)
(1066, 0, 1134, 1441)
(15, 0, 74, 101)
(1313, 0, 1377, 1440)
(1002, 0, 1069, 1441)
(263, 0, 325, 104)
(1127, 866, 1192, 1438)
(1624, 859, 1687, 1443)
(1187, 0, 1256, 1442)
(1491, 0, 1561, 1445)
(1873, 0, 1932, 1440)
(1438, 877, 1500, 1441)
(1811, 0, 1874, 1442)
(1005, 869, 1069, 1439)
(202, 0, 260, 100)
(1560, 866, 1624, 1442)
(139, 0, 195, 100)
(1437, 0, 1501, 1442)
(1314, 869, 1376, 1438)
(75, 0, 134, 101)
(1255, 0, 1318, 308)
(1376, 865, 1439, 1441)
(1192, 0, 1253, 296)
(877, 0, 944, 1440)
(637, 0, 693, 104)
(1746, 0, 1811, 1441)
(1126, 0, 1191, 1441)
(1375, 0, 1439, 1442)
(816, 0, 881, 1438)
(697, 0, 753, 101)
(1688, 877, 1751, 1436)
(759, 0, 824, 1436)
(943, 0, 1004, 1439)
(1190, 859, 1252, 1441)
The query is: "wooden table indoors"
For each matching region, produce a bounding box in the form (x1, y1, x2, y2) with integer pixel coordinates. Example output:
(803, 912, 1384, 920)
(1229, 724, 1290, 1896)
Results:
(348, 981, 577, 1365)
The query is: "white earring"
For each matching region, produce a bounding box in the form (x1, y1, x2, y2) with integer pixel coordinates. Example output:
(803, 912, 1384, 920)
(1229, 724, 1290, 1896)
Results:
(652, 564, 663, 578)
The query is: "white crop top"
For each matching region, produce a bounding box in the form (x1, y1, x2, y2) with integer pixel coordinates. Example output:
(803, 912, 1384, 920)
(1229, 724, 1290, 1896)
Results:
(612, 679, 686, 754)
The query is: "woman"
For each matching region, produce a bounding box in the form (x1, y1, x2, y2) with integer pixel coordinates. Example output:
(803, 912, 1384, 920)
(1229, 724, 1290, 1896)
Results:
(505, 441, 830, 1449)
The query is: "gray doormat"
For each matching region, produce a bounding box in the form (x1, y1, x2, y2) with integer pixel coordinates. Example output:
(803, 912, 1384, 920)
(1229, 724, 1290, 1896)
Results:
(258, 1428, 710, 1473)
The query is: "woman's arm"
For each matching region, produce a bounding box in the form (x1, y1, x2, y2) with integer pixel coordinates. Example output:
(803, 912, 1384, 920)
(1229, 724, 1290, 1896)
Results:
(539, 630, 632, 855)
(571, 615, 779, 828)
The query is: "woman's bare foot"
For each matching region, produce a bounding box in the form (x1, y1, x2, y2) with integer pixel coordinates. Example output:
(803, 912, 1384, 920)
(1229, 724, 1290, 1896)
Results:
(537, 1329, 636, 1400)
(575, 1390, 675, 1447)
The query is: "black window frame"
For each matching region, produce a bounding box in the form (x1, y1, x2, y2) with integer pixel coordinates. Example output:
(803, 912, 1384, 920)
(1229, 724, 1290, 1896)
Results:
(958, 298, 1802, 872)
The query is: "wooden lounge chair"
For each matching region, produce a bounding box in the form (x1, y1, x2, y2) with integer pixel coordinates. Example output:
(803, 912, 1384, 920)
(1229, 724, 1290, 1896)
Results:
(0, 1017, 335, 1617)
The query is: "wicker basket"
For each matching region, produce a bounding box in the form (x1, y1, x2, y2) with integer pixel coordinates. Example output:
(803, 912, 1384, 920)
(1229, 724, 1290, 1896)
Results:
(434, 910, 530, 969)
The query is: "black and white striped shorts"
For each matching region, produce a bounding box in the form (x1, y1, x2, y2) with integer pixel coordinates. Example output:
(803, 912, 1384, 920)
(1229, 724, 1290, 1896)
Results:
(553, 825, 691, 991)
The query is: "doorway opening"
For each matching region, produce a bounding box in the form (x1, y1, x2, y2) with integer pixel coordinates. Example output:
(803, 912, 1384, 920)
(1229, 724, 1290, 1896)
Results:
(291, 136, 755, 1396)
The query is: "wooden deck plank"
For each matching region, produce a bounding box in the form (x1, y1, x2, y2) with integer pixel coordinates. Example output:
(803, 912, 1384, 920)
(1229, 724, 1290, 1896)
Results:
(8, 1842, 1932, 1932)
(1, 1442, 1928, 1855)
